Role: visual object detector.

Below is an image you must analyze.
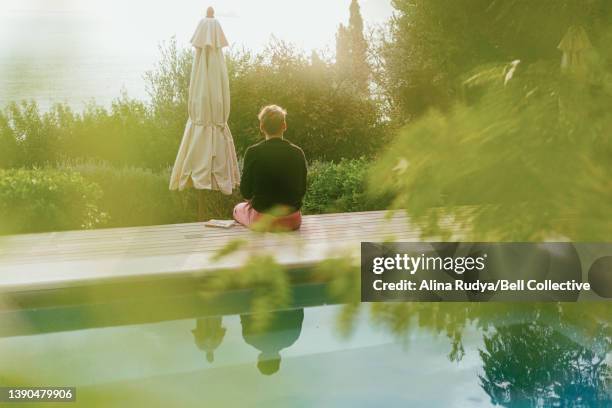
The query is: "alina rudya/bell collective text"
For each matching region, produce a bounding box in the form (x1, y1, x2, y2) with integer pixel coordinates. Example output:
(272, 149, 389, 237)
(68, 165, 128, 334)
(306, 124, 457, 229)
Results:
(369, 253, 591, 293)
(372, 278, 590, 292)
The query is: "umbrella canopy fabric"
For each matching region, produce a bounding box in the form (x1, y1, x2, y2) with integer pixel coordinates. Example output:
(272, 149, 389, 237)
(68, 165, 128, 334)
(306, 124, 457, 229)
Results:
(169, 17, 240, 194)
(558, 25, 592, 74)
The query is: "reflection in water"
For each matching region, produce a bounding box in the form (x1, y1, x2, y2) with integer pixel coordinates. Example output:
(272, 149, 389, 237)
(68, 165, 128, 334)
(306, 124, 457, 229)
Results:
(368, 302, 611, 407)
(0, 275, 609, 406)
(192, 316, 226, 363)
(240, 309, 304, 376)
(479, 323, 611, 407)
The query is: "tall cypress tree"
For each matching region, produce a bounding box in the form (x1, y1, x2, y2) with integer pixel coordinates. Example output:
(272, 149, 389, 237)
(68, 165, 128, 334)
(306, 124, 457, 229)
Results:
(335, 0, 371, 95)
(336, 24, 352, 77)
(349, 0, 370, 95)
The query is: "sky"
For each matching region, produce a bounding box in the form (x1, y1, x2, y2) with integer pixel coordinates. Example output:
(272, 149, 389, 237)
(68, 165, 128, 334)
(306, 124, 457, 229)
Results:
(0, 0, 395, 108)
(0, 0, 394, 54)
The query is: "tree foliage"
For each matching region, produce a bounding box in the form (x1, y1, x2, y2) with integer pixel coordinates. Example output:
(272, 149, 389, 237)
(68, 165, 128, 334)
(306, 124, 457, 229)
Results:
(378, 0, 612, 123)
(0, 39, 384, 169)
(225, 40, 384, 160)
(370, 0, 612, 240)
(336, 0, 371, 96)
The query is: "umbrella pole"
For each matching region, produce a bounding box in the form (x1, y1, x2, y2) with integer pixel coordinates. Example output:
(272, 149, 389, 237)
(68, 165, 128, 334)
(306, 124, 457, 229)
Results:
(197, 189, 234, 221)
(197, 189, 209, 222)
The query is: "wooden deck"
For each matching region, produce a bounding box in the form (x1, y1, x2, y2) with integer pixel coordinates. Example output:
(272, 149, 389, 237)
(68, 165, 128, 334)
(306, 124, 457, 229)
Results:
(0, 210, 423, 295)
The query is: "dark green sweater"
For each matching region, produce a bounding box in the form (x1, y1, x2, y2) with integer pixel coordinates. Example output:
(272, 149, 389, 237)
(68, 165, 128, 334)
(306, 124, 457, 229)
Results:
(240, 138, 307, 213)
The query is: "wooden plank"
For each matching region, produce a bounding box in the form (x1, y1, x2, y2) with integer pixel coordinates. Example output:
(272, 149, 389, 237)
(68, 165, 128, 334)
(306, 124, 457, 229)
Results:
(0, 212, 418, 292)
(0, 210, 462, 294)
(0, 217, 465, 257)
(1, 210, 390, 241)
(1, 214, 401, 247)
(0, 216, 404, 248)
(0, 223, 419, 260)
(0, 211, 410, 256)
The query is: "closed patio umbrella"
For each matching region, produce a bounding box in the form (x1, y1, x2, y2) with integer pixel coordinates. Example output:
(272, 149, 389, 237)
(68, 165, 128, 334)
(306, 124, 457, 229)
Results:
(558, 25, 592, 74)
(169, 8, 240, 195)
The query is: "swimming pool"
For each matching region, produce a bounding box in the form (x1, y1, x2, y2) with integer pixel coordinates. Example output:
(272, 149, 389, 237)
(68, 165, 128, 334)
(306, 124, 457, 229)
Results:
(1, 301, 609, 407)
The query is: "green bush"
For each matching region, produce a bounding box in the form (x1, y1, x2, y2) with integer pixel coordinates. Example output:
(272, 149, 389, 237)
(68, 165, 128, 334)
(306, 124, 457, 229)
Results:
(64, 162, 244, 228)
(71, 158, 389, 229)
(64, 162, 197, 228)
(0, 158, 389, 235)
(304, 158, 391, 214)
(0, 97, 167, 170)
(0, 168, 106, 235)
(73, 159, 388, 228)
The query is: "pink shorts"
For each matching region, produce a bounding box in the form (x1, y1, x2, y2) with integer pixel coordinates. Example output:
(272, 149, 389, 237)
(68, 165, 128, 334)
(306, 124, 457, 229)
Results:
(233, 201, 302, 231)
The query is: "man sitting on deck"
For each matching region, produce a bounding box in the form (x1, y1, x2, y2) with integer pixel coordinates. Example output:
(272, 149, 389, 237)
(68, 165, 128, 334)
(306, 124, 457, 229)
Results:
(233, 105, 307, 231)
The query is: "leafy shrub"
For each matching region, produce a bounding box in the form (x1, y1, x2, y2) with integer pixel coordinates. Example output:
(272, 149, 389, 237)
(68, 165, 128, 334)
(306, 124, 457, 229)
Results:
(0, 97, 167, 170)
(0, 168, 106, 235)
(73, 158, 389, 228)
(64, 162, 197, 228)
(71, 158, 390, 229)
(0, 158, 390, 235)
(0, 101, 65, 167)
(304, 158, 391, 214)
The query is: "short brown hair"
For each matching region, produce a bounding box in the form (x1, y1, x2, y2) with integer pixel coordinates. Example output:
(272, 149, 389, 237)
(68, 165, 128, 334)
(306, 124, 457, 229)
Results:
(258, 105, 287, 136)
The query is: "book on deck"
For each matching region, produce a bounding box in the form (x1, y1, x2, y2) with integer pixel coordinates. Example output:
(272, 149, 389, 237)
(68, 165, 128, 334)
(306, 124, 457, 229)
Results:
(204, 219, 237, 229)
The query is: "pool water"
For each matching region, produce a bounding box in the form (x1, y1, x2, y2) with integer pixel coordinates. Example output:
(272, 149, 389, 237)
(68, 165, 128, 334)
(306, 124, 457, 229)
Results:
(0, 302, 610, 407)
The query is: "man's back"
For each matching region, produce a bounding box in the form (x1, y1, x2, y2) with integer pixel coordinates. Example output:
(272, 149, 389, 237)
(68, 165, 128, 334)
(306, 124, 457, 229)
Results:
(240, 138, 307, 214)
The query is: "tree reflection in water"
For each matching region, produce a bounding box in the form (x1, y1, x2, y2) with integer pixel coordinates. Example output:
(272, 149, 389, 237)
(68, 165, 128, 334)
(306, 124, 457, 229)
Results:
(368, 302, 611, 406)
(204, 252, 611, 402)
(479, 322, 610, 407)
